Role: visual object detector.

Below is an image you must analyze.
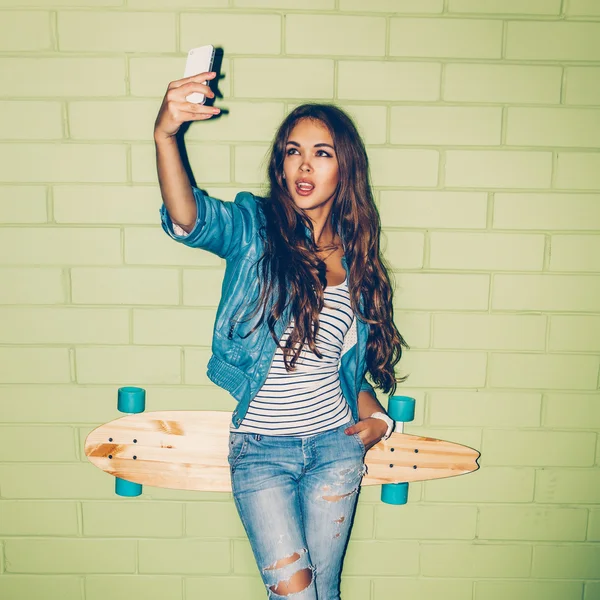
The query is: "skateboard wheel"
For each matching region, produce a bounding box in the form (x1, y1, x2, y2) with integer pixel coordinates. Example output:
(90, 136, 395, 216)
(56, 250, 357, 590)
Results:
(117, 387, 146, 414)
(381, 482, 409, 505)
(387, 396, 415, 422)
(115, 477, 142, 497)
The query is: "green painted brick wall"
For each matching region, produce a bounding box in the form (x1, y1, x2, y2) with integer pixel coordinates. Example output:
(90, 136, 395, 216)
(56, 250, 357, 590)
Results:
(0, 1, 599, 599)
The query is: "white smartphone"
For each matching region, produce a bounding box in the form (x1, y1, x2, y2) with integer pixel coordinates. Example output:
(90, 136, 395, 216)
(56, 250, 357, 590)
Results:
(183, 45, 215, 104)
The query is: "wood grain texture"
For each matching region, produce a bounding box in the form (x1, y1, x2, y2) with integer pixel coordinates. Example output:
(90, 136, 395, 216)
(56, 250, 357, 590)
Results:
(85, 411, 480, 492)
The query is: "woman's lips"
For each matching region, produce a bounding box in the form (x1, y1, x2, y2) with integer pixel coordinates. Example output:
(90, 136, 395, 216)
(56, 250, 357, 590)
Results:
(296, 182, 315, 196)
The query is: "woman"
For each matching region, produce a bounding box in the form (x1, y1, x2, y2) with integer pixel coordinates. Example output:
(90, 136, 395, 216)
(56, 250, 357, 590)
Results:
(154, 70, 408, 599)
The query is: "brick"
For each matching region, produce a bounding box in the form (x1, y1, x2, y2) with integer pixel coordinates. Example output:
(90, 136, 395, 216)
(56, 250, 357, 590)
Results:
(71, 267, 179, 305)
(339, 104, 387, 145)
(393, 273, 489, 310)
(0, 144, 126, 183)
(556, 153, 600, 190)
(53, 185, 160, 224)
(0, 576, 82, 600)
(589, 509, 600, 540)
(398, 350, 487, 387)
(449, 0, 561, 14)
(0, 186, 47, 223)
(544, 393, 600, 428)
(130, 57, 231, 99)
(507, 21, 600, 61)
(369, 149, 439, 187)
(287, 15, 385, 56)
(0, 0, 120, 4)
(390, 18, 502, 59)
(585, 583, 600, 600)
(231, 542, 260, 576)
(234, 0, 331, 6)
(0, 348, 70, 383)
(379, 191, 487, 229)
(131, 143, 230, 184)
(184, 348, 214, 385)
(568, 0, 600, 15)
(430, 232, 544, 271)
(86, 577, 183, 600)
(475, 581, 583, 600)
(5, 539, 136, 574)
(493, 193, 600, 231)
(350, 503, 375, 539)
(444, 64, 561, 104)
(0, 501, 78, 535)
(0, 267, 64, 304)
(58, 11, 174, 53)
(186, 576, 263, 599)
(0, 11, 51, 51)
(0, 463, 115, 499)
(139, 540, 229, 574)
(187, 101, 285, 143)
(181, 13, 280, 55)
(507, 108, 600, 148)
(533, 544, 600, 578)
(0, 58, 126, 98)
(479, 506, 587, 542)
(392, 312, 430, 349)
(234, 58, 334, 99)
(429, 391, 541, 427)
(129, 0, 226, 6)
(536, 469, 600, 504)
(338, 61, 440, 101)
(489, 353, 599, 390)
(75, 347, 181, 384)
(0, 101, 62, 140)
(426, 467, 535, 503)
(0, 426, 76, 461)
(133, 308, 214, 346)
(375, 504, 476, 539)
(374, 579, 472, 600)
(9, 296, 87, 343)
(234, 144, 270, 185)
(390, 106, 501, 146)
(445, 151, 552, 189)
(341, 0, 442, 10)
(186, 501, 245, 538)
(433, 314, 546, 351)
(566, 68, 600, 106)
(68, 101, 158, 141)
(492, 274, 600, 312)
(550, 235, 600, 272)
(421, 543, 531, 577)
(0, 227, 121, 265)
(484, 429, 596, 467)
(125, 227, 221, 267)
(382, 231, 424, 269)
(82, 502, 183, 537)
(182, 268, 226, 306)
(343, 541, 419, 576)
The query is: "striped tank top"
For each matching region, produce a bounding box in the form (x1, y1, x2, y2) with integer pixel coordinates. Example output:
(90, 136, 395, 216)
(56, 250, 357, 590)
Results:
(235, 278, 354, 437)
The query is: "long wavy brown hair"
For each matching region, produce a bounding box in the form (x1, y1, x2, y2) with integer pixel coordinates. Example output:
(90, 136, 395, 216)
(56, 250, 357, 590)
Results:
(251, 104, 408, 395)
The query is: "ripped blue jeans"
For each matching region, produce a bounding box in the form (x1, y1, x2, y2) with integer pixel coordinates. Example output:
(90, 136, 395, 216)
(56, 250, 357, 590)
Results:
(228, 421, 367, 599)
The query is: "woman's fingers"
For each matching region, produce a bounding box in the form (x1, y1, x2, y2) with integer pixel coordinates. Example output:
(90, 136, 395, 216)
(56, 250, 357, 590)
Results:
(168, 71, 217, 89)
(172, 101, 220, 120)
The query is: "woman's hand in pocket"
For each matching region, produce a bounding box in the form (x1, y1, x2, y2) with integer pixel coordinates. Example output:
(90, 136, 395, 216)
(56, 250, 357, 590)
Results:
(344, 418, 388, 451)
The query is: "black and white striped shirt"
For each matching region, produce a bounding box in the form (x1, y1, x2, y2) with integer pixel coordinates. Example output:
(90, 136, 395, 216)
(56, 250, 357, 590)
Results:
(235, 278, 354, 437)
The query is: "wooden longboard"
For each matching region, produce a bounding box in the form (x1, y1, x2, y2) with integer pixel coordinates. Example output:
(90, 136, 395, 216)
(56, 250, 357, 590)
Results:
(85, 411, 480, 492)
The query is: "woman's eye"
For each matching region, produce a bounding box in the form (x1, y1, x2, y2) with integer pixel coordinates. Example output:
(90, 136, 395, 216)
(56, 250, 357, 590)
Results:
(316, 150, 331, 157)
(286, 148, 298, 155)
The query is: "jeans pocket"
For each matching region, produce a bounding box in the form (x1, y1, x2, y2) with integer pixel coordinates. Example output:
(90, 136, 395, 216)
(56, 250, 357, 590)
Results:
(228, 433, 248, 468)
(352, 432, 366, 454)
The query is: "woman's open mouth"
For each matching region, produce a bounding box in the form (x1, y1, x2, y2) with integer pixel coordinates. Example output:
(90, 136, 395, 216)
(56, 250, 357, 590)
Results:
(296, 181, 315, 196)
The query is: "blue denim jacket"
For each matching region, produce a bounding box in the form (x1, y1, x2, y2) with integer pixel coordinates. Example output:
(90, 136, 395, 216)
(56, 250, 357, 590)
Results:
(160, 187, 376, 428)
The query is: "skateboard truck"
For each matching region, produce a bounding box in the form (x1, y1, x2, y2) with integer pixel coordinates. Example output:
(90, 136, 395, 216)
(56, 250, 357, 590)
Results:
(380, 395, 416, 506)
(115, 387, 146, 498)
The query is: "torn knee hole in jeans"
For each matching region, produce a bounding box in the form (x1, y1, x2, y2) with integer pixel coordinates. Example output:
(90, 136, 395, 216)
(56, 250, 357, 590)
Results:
(322, 488, 358, 502)
(263, 549, 314, 597)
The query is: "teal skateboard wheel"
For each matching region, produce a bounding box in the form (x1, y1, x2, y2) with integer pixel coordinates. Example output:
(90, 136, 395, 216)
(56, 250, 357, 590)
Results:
(115, 477, 142, 497)
(381, 482, 409, 505)
(381, 396, 415, 505)
(117, 386, 146, 414)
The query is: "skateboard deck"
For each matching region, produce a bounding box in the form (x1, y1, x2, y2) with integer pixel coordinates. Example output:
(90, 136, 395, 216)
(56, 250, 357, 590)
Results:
(85, 411, 480, 492)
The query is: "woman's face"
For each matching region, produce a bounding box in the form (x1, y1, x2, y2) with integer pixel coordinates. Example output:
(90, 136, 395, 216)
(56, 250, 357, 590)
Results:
(283, 118, 340, 214)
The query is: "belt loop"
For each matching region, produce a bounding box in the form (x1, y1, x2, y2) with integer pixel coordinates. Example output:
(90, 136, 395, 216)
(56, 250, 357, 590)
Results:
(254, 434, 261, 441)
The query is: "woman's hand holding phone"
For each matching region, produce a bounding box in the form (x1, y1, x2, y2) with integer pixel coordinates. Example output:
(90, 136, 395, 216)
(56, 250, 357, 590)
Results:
(154, 72, 221, 141)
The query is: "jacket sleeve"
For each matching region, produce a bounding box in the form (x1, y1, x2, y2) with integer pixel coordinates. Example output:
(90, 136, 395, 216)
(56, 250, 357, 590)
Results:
(360, 376, 377, 399)
(160, 186, 258, 261)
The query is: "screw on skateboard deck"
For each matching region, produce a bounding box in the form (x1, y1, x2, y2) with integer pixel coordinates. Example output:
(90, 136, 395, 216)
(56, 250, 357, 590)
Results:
(84, 388, 480, 505)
